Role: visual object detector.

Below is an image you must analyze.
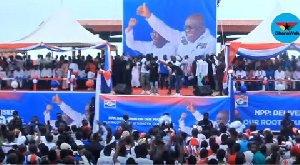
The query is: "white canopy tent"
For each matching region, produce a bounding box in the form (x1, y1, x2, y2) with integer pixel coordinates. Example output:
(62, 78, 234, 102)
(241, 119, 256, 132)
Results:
(10, 8, 107, 47)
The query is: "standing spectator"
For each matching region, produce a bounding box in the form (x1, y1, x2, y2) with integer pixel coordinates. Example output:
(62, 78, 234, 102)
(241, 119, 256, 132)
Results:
(198, 113, 213, 132)
(254, 66, 266, 90)
(8, 111, 22, 130)
(206, 55, 216, 90)
(131, 57, 140, 88)
(280, 113, 294, 140)
(275, 66, 286, 91)
(61, 60, 70, 90)
(192, 56, 199, 88)
(124, 58, 135, 93)
(149, 57, 159, 95)
(265, 65, 275, 91)
(69, 59, 79, 73)
(233, 66, 246, 89)
(181, 55, 191, 87)
(285, 67, 294, 90)
(120, 114, 132, 132)
(77, 65, 86, 89)
(140, 54, 151, 95)
(41, 65, 52, 89)
(13, 67, 24, 88)
(112, 55, 123, 86)
(166, 61, 184, 96)
(293, 66, 300, 90)
(215, 57, 225, 95)
(196, 57, 208, 87)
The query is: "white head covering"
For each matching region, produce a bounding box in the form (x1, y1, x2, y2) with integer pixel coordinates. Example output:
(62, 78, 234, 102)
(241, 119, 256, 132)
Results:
(244, 151, 254, 163)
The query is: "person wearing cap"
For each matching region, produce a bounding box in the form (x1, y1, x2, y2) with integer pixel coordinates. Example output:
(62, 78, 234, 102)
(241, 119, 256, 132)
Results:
(137, 3, 216, 64)
(125, 18, 176, 60)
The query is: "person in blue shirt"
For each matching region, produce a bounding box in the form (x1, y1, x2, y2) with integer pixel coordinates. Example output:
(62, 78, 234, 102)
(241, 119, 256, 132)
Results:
(159, 55, 169, 90)
(265, 65, 275, 91)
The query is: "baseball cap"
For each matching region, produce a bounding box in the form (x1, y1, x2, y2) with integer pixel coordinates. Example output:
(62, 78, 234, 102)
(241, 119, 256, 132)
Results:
(60, 143, 71, 150)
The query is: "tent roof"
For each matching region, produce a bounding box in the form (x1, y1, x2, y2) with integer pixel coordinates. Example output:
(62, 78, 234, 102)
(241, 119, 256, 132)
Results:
(11, 8, 107, 47)
(231, 2, 285, 44)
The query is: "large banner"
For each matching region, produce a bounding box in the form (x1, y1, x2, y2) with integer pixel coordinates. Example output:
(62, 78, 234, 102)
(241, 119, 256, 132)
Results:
(123, 0, 217, 60)
(0, 91, 94, 127)
(100, 95, 230, 132)
(235, 92, 300, 131)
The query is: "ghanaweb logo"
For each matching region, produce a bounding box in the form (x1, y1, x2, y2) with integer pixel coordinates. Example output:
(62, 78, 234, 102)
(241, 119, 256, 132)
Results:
(235, 95, 248, 107)
(104, 99, 116, 108)
(271, 13, 300, 43)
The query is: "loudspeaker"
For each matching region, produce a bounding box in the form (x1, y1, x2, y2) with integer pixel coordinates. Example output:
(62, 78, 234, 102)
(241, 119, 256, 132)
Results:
(194, 85, 213, 96)
(115, 84, 131, 95)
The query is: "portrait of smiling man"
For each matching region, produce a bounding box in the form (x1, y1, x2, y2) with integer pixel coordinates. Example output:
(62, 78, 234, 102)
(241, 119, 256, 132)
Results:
(137, 3, 216, 62)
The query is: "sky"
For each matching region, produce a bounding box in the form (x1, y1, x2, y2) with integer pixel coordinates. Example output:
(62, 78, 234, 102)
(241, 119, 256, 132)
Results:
(0, 0, 299, 57)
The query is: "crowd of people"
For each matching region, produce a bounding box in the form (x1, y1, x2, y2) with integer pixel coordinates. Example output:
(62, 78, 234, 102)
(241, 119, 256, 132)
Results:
(232, 53, 300, 91)
(0, 103, 299, 164)
(1, 51, 300, 95)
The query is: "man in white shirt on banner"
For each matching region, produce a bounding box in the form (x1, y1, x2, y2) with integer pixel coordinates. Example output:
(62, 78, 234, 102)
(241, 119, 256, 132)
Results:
(125, 18, 176, 60)
(196, 57, 208, 86)
(43, 95, 107, 139)
(179, 104, 229, 135)
(137, 3, 216, 63)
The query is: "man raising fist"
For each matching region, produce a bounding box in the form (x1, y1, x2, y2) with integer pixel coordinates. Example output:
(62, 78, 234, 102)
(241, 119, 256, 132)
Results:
(125, 17, 176, 60)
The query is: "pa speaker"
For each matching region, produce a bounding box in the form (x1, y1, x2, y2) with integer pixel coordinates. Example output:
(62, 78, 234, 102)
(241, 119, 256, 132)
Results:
(115, 84, 131, 95)
(194, 85, 212, 96)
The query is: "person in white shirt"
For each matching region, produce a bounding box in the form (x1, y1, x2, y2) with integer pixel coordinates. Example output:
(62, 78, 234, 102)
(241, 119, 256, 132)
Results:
(41, 66, 52, 78)
(69, 59, 79, 72)
(275, 66, 286, 91)
(31, 65, 41, 78)
(52, 65, 62, 78)
(234, 67, 246, 88)
(41, 65, 52, 89)
(43, 134, 56, 150)
(254, 66, 266, 91)
(229, 116, 245, 134)
(196, 57, 208, 86)
(125, 18, 176, 60)
(254, 66, 266, 79)
(137, 3, 216, 63)
(13, 67, 24, 88)
(140, 55, 151, 95)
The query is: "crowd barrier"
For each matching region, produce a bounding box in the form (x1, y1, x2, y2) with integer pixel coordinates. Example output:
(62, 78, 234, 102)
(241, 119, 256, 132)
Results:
(0, 75, 298, 132)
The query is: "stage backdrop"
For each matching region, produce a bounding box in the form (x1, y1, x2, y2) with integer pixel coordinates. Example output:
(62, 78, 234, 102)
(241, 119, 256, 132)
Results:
(235, 91, 300, 131)
(0, 91, 94, 126)
(100, 95, 230, 132)
(123, 0, 217, 56)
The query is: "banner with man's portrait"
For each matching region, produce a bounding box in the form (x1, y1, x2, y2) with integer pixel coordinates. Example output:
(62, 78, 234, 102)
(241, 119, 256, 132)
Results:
(123, 0, 217, 61)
